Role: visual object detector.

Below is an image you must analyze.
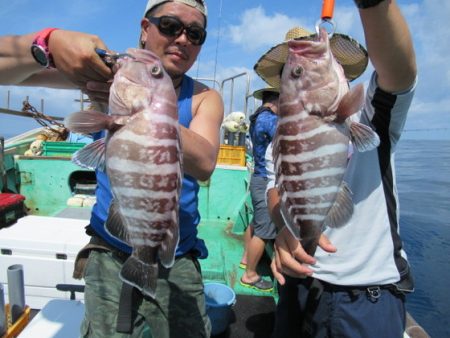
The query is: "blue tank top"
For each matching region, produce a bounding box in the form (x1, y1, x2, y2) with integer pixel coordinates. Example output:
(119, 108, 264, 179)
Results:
(90, 75, 208, 258)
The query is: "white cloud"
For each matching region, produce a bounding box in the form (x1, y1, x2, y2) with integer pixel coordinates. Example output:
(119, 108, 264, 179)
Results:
(226, 6, 304, 52)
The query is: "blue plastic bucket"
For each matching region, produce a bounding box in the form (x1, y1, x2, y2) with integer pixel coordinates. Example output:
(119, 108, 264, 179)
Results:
(204, 282, 236, 336)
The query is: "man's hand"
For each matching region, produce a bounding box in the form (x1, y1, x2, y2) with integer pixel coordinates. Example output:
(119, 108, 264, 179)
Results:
(271, 227, 337, 285)
(48, 30, 114, 90)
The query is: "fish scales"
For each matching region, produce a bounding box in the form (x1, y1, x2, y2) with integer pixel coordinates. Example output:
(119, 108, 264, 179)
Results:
(273, 28, 378, 256)
(106, 50, 181, 297)
(65, 48, 182, 298)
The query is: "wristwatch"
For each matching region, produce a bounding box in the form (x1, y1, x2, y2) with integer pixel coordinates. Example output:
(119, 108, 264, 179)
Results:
(30, 28, 59, 68)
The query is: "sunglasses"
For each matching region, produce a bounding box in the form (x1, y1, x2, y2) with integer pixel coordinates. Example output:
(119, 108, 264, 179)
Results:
(147, 15, 207, 46)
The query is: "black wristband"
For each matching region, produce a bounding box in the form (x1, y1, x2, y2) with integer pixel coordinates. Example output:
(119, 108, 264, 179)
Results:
(354, 0, 386, 9)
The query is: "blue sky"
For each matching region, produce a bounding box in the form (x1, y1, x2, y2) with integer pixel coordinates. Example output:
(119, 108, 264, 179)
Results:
(1, 0, 449, 140)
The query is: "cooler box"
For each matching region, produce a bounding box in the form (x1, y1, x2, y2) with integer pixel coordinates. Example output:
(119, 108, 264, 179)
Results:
(0, 193, 26, 228)
(42, 142, 85, 157)
(0, 215, 89, 309)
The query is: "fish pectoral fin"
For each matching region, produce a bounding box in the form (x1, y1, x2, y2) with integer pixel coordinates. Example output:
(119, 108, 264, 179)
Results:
(324, 182, 353, 228)
(334, 83, 365, 123)
(71, 138, 106, 170)
(120, 251, 158, 299)
(348, 121, 381, 152)
(64, 110, 112, 133)
(104, 199, 130, 244)
(72, 138, 107, 170)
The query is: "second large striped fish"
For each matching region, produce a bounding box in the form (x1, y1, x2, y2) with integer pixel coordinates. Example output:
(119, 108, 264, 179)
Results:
(273, 28, 379, 256)
(65, 48, 181, 297)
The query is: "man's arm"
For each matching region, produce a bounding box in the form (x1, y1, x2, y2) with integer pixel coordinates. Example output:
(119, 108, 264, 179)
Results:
(0, 30, 113, 94)
(358, 0, 417, 92)
(180, 83, 224, 181)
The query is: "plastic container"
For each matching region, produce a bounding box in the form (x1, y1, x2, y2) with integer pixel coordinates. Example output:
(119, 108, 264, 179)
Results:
(217, 145, 246, 166)
(204, 282, 236, 336)
(42, 142, 85, 157)
(0, 193, 26, 228)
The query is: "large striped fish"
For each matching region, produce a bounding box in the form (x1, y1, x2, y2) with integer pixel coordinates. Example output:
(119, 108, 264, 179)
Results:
(273, 28, 379, 256)
(65, 48, 181, 297)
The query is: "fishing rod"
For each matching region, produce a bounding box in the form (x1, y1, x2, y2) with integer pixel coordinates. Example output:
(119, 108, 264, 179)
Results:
(316, 0, 336, 36)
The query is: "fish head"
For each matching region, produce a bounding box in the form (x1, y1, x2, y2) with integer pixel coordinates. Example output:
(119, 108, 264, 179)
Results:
(109, 48, 175, 116)
(280, 28, 348, 117)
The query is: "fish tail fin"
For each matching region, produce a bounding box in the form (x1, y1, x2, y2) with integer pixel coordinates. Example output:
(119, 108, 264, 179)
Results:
(335, 83, 365, 123)
(120, 248, 158, 298)
(324, 181, 354, 228)
(71, 138, 106, 170)
(300, 235, 320, 257)
(104, 199, 129, 245)
(64, 110, 112, 133)
(348, 121, 380, 152)
(158, 223, 179, 268)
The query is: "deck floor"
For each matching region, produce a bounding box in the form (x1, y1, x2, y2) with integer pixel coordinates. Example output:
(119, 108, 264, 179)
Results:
(212, 294, 276, 338)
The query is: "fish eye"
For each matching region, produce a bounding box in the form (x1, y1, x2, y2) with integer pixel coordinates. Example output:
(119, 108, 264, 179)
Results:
(151, 65, 163, 77)
(292, 65, 303, 78)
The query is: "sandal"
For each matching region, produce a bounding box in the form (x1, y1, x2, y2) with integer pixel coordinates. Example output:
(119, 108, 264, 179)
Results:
(240, 277, 273, 292)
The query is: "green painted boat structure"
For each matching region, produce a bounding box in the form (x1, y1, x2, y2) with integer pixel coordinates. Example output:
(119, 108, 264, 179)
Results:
(1, 131, 276, 298)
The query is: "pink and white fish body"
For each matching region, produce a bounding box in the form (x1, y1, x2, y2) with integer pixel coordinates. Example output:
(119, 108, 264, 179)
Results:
(65, 48, 182, 297)
(274, 28, 379, 255)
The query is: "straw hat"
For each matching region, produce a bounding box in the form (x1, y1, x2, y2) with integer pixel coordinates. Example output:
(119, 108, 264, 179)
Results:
(252, 87, 279, 100)
(254, 26, 368, 88)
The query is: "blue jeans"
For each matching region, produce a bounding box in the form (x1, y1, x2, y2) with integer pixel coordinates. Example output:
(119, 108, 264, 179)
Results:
(272, 277, 406, 338)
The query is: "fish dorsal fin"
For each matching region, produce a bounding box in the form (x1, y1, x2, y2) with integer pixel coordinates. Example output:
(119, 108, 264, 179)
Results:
(348, 121, 380, 152)
(324, 181, 353, 228)
(71, 138, 107, 171)
(104, 199, 130, 245)
(334, 83, 365, 123)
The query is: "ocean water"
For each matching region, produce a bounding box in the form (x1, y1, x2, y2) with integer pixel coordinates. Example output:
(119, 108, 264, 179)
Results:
(397, 139, 450, 338)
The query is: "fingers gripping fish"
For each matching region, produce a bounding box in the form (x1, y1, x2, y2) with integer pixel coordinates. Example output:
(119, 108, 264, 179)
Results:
(273, 28, 380, 256)
(64, 48, 182, 298)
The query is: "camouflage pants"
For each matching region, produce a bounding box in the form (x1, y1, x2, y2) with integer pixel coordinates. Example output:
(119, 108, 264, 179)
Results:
(80, 250, 211, 338)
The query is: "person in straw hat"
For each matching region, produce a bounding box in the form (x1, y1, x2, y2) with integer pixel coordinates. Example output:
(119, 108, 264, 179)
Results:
(261, 1, 417, 337)
(254, 26, 369, 89)
(239, 87, 279, 292)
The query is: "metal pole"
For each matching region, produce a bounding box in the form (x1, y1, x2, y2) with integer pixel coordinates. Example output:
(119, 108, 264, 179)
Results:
(0, 283, 5, 335)
(7, 264, 25, 323)
(40, 98, 44, 113)
(6, 90, 10, 109)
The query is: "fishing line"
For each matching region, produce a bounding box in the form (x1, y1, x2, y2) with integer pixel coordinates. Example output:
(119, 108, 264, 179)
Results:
(212, 0, 223, 89)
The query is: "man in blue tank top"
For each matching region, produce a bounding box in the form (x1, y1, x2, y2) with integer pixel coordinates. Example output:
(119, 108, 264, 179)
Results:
(0, 1, 222, 336)
(76, 2, 224, 337)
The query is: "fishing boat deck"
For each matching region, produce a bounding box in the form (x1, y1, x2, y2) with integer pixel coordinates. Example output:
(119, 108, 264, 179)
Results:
(0, 133, 430, 338)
